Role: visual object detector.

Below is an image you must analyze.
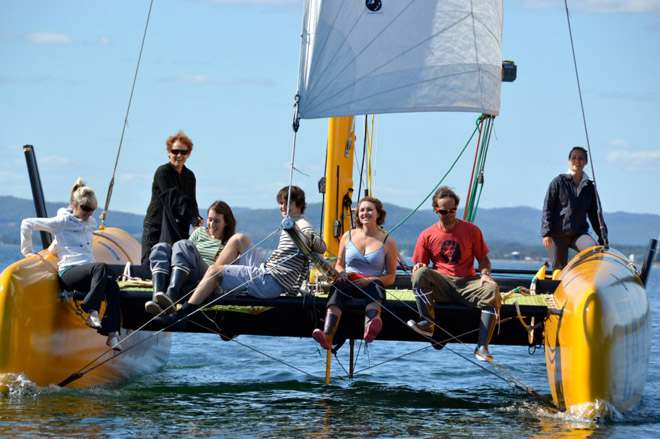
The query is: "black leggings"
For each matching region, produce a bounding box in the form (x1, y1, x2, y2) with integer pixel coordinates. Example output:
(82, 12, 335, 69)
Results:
(326, 279, 386, 312)
(60, 263, 121, 334)
(140, 221, 161, 266)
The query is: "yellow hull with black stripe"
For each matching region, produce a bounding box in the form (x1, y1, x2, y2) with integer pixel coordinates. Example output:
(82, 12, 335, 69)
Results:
(544, 246, 651, 414)
(0, 227, 170, 388)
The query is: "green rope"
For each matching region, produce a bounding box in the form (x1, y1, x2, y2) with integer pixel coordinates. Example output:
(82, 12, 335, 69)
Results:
(465, 116, 494, 222)
(386, 115, 485, 236)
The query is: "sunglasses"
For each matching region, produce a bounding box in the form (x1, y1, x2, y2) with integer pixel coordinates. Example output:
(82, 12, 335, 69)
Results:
(80, 205, 95, 213)
(437, 207, 457, 215)
(170, 149, 190, 156)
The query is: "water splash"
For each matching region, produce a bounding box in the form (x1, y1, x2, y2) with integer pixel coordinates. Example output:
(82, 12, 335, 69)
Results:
(0, 373, 41, 396)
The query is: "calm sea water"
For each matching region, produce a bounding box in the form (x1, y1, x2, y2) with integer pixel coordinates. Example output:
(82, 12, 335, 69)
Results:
(1, 244, 659, 438)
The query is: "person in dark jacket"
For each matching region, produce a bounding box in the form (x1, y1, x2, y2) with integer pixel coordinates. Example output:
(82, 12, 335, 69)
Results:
(541, 146, 607, 270)
(141, 130, 202, 265)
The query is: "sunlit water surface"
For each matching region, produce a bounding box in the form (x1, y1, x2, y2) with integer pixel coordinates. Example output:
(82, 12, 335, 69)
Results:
(1, 245, 659, 438)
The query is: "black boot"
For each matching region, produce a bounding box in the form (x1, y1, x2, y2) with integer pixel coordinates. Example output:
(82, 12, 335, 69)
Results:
(155, 268, 188, 314)
(145, 271, 169, 315)
(312, 311, 340, 350)
(153, 302, 199, 331)
(474, 306, 497, 362)
(407, 288, 435, 337)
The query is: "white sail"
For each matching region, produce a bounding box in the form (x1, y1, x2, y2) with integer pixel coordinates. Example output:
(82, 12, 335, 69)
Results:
(297, 0, 503, 119)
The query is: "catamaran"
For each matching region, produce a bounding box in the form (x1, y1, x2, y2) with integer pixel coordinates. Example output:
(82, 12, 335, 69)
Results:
(0, 0, 655, 418)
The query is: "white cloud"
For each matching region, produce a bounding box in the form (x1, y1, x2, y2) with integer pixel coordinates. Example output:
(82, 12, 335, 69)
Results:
(40, 156, 72, 166)
(600, 91, 658, 102)
(118, 173, 151, 184)
(607, 139, 633, 149)
(516, 0, 660, 13)
(24, 32, 73, 45)
(99, 36, 112, 46)
(167, 74, 273, 86)
(606, 150, 660, 171)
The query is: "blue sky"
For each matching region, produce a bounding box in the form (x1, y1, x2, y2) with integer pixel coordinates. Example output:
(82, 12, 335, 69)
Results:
(1, 0, 659, 222)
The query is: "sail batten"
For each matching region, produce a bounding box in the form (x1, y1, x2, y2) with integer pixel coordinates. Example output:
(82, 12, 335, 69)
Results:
(297, 0, 503, 119)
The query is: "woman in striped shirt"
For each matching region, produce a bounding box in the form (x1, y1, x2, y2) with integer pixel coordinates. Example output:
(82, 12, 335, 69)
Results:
(145, 200, 261, 315)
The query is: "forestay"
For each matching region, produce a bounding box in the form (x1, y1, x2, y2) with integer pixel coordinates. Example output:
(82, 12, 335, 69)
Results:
(297, 0, 503, 119)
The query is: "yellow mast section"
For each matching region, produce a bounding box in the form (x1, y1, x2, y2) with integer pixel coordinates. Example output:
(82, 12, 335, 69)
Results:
(322, 116, 356, 258)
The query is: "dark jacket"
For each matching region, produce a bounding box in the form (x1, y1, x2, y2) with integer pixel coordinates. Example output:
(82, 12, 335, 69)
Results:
(144, 163, 199, 227)
(541, 173, 607, 243)
(158, 187, 199, 245)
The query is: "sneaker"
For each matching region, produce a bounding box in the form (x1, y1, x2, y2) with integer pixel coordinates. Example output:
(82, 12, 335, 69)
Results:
(154, 292, 174, 313)
(86, 311, 102, 329)
(144, 300, 163, 316)
(407, 319, 434, 337)
(106, 333, 121, 351)
(312, 328, 332, 350)
(474, 345, 493, 363)
(363, 316, 382, 343)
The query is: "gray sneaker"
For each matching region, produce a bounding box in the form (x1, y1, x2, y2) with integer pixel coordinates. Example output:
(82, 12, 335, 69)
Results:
(154, 292, 175, 314)
(106, 332, 121, 351)
(407, 319, 434, 337)
(474, 345, 493, 363)
(144, 300, 163, 316)
(86, 311, 102, 329)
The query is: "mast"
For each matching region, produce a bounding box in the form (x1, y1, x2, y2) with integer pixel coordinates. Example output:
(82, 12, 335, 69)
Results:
(322, 116, 355, 258)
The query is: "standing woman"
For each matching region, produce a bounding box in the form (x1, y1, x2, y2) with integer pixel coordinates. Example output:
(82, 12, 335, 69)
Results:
(20, 178, 122, 350)
(541, 146, 608, 270)
(312, 197, 398, 349)
(141, 130, 201, 265)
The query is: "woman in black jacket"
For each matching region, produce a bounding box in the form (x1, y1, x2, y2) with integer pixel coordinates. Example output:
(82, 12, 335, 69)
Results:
(541, 146, 607, 270)
(141, 130, 202, 265)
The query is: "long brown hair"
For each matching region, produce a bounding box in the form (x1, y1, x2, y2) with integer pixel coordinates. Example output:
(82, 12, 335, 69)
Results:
(208, 200, 236, 244)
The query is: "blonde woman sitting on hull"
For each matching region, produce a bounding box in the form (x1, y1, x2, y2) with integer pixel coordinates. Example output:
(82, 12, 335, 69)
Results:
(20, 178, 123, 350)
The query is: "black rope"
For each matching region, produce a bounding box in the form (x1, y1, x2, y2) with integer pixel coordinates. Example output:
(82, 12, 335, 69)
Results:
(563, 0, 607, 248)
(356, 115, 368, 199)
(100, 0, 154, 228)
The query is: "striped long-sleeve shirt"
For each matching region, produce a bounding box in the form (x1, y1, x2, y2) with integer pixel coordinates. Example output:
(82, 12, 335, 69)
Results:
(265, 214, 326, 294)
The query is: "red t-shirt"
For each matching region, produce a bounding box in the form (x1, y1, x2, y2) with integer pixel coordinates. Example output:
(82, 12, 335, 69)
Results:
(412, 220, 489, 278)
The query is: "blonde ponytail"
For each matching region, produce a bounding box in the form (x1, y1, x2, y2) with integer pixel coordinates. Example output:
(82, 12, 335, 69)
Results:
(70, 177, 98, 210)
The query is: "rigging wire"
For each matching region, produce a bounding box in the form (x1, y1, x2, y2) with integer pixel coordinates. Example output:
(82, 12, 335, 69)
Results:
(310, 245, 553, 407)
(367, 114, 376, 197)
(356, 115, 368, 199)
(193, 315, 323, 382)
(99, 0, 155, 230)
(58, 228, 282, 386)
(563, 0, 608, 248)
(385, 114, 484, 236)
(464, 115, 494, 222)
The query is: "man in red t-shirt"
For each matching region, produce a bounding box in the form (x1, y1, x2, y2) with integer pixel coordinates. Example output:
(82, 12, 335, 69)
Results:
(408, 186, 501, 362)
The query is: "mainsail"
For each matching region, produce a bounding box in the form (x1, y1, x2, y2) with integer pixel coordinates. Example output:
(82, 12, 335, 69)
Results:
(297, 0, 503, 119)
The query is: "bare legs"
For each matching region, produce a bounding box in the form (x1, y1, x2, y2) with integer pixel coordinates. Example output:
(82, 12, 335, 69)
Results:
(215, 233, 252, 265)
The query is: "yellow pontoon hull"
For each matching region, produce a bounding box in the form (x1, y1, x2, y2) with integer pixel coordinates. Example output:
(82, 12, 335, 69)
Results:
(545, 246, 651, 414)
(0, 227, 170, 388)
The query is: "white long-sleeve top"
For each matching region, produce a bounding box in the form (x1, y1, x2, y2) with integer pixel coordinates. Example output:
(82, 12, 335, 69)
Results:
(21, 207, 97, 271)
